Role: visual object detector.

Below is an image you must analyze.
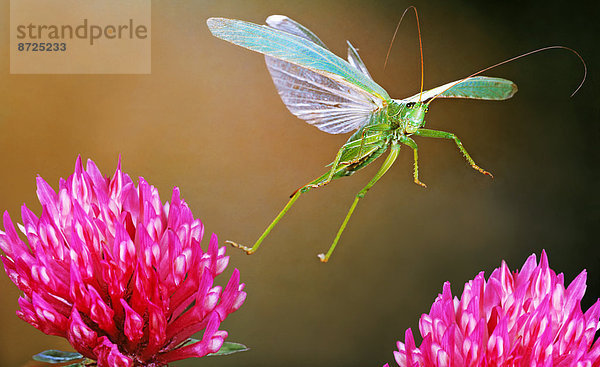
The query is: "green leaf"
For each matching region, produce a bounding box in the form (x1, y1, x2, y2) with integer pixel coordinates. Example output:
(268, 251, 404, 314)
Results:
(32, 350, 83, 363)
(180, 338, 250, 357)
(208, 342, 249, 356)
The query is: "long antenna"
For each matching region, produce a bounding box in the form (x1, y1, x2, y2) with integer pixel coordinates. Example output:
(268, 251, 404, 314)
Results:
(426, 46, 587, 105)
(415, 8, 424, 102)
(385, 6, 425, 102)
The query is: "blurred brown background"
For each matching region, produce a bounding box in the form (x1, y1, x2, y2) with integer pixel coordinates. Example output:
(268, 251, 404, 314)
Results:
(0, 0, 598, 366)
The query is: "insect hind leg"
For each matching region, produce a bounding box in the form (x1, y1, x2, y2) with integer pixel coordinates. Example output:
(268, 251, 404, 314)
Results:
(228, 166, 346, 255)
(304, 143, 347, 191)
(344, 123, 393, 165)
(318, 141, 401, 262)
(226, 187, 304, 254)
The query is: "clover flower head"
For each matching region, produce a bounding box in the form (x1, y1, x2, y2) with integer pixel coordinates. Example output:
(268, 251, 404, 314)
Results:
(386, 251, 600, 367)
(0, 157, 246, 366)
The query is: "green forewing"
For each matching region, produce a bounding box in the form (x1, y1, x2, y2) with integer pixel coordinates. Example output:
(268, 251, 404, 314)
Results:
(206, 17, 390, 101)
(263, 16, 382, 134)
(402, 76, 518, 103)
(265, 15, 328, 49)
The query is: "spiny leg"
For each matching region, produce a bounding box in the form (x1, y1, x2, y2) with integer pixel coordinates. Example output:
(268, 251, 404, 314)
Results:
(398, 135, 427, 188)
(318, 141, 401, 263)
(413, 128, 493, 178)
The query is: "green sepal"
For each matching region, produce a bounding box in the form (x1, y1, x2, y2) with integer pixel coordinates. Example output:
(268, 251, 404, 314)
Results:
(183, 338, 249, 356)
(32, 350, 83, 363)
(208, 341, 249, 356)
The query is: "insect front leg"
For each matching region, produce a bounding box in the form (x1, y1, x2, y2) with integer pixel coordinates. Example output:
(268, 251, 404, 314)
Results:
(318, 141, 401, 263)
(398, 135, 427, 188)
(413, 128, 493, 178)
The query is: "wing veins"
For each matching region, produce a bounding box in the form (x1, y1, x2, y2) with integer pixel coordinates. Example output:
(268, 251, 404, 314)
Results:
(269, 62, 374, 105)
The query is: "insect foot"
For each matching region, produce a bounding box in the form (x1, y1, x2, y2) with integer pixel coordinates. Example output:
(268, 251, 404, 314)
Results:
(472, 164, 494, 178)
(225, 240, 255, 254)
(414, 178, 427, 188)
(317, 253, 329, 263)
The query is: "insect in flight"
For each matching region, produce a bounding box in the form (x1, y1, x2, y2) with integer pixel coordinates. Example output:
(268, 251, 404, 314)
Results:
(206, 11, 585, 262)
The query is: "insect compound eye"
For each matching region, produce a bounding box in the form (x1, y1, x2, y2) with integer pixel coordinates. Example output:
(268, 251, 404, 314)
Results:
(406, 102, 416, 108)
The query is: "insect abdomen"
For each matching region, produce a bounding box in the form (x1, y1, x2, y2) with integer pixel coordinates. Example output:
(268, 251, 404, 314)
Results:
(344, 140, 390, 175)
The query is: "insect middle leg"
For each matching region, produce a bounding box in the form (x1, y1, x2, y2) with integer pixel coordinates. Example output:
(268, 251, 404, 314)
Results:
(412, 128, 493, 177)
(318, 141, 401, 263)
(398, 135, 427, 188)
